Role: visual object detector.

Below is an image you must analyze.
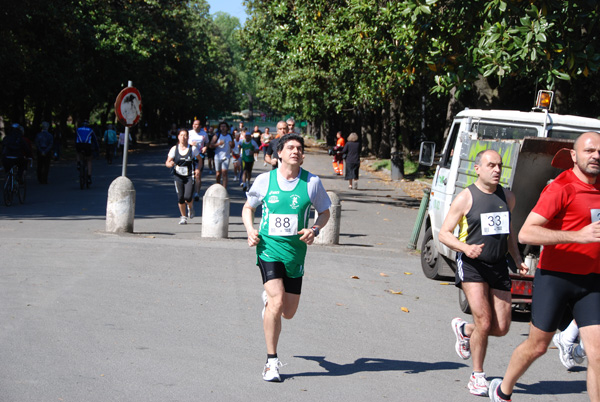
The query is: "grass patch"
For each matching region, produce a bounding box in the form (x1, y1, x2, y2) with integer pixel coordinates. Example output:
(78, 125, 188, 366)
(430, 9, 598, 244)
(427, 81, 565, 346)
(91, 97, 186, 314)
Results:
(371, 158, 420, 176)
(372, 159, 391, 171)
(404, 158, 419, 175)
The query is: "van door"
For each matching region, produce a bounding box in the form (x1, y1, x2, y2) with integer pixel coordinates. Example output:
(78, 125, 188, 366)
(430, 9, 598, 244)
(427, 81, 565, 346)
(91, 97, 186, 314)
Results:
(428, 120, 463, 263)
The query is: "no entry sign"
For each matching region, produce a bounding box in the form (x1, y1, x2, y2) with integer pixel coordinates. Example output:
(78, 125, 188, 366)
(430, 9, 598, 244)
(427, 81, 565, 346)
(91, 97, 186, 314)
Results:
(115, 87, 142, 127)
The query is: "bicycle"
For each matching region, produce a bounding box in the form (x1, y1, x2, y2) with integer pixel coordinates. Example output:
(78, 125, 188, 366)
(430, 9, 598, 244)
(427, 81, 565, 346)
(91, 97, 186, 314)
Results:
(78, 160, 90, 190)
(3, 163, 26, 206)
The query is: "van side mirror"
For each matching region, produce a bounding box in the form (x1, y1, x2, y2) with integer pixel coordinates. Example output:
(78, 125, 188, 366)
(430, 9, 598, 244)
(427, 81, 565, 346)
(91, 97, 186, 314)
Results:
(419, 141, 436, 166)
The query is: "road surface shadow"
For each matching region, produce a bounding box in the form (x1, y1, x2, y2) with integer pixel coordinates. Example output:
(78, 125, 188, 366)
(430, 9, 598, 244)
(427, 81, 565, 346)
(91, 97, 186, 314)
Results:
(291, 355, 466, 378)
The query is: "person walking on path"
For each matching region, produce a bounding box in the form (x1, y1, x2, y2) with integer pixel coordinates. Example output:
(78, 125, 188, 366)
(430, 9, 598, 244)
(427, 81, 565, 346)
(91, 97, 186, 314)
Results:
(332, 131, 345, 175)
(264, 121, 288, 170)
(439, 149, 528, 397)
(489, 132, 600, 402)
(103, 124, 118, 164)
(242, 133, 331, 382)
(342, 132, 360, 189)
(35, 121, 53, 184)
(165, 129, 199, 225)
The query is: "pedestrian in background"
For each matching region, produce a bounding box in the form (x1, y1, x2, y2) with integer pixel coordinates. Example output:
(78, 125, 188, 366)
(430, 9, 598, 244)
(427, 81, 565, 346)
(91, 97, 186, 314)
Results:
(342, 132, 360, 189)
(332, 131, 345, 175)
(260, 127, 272, 166)
(265, 121, 288, 170)
(211, 121, 234, 188)
(103, 124, 118, 164)
(35, 121, 53, 184)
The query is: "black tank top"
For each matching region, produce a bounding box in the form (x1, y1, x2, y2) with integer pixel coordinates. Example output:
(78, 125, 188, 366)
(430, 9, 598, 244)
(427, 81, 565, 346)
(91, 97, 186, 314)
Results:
(458, 184, 510, 264)
(173, 146, 194, 177)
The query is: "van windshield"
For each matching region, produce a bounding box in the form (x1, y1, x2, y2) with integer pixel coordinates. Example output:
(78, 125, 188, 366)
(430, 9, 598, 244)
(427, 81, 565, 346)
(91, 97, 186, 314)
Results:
(473, 122, 539, 139)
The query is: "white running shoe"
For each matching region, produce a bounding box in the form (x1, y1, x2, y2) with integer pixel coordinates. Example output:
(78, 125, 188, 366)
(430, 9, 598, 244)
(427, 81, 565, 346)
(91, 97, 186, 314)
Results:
(261, 290, 268, 319)
(489, 378, 511, 401)
(262, 358, 283, 382)
(178, 216, 187, 225)
(451, 317, 471, 359)
(468, 372, 489, 396)
(553, 332, 575, 369)
(188, 204, 195, 219)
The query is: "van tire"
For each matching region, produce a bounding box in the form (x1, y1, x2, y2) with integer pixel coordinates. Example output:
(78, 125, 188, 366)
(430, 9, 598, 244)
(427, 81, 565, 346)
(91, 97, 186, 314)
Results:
(421, 227, 444, 279)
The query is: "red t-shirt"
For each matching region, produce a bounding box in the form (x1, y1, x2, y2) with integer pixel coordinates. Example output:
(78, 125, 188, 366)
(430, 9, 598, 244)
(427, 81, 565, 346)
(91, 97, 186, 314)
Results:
(532, 169, 600, 275)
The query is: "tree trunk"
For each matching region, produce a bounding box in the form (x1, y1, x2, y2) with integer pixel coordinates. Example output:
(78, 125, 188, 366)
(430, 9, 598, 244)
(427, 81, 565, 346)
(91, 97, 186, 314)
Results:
(443, 87, 462, 142)
(377, 104, 390, 159)
(390, 97, 404, 180)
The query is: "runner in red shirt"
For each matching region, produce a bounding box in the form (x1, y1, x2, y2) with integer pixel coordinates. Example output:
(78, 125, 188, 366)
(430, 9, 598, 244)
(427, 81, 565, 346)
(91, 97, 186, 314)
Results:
(490, 132, 600, 402)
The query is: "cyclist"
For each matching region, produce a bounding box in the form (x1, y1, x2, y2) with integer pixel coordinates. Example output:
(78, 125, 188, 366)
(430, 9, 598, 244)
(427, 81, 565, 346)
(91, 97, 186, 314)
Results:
(2, 124, 32, 184)
(75, 120, 98, 185)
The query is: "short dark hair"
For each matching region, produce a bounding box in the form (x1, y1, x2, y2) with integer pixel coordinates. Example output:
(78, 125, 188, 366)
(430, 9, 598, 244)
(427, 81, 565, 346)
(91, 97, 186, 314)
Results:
(277, 133, 304, 154)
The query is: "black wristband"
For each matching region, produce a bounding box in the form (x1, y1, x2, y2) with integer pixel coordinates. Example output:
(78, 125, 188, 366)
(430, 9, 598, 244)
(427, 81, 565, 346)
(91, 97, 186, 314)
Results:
(311, 226, 320, 237)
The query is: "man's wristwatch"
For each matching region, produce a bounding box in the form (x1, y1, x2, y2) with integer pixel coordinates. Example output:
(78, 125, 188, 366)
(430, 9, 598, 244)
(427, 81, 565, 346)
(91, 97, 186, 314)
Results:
(311, 226, 320, 237)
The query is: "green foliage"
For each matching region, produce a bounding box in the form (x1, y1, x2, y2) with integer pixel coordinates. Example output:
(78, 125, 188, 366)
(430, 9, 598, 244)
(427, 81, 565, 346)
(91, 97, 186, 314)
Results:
(0, 0, 246, 133)
(242, 0, 600, 120)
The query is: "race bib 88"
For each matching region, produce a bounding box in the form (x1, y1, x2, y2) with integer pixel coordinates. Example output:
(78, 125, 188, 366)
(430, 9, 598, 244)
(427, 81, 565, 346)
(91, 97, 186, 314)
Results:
(268, 213, 298, 236)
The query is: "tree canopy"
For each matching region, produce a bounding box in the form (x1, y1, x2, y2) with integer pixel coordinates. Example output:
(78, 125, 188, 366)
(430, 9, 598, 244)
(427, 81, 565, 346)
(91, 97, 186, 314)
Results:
(0, 0, 247, 137)
(242, 0, 600, 155)
(2, 1, 600, 156)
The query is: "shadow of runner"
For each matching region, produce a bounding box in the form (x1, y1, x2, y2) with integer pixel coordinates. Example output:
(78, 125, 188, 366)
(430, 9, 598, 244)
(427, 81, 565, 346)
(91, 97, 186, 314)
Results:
(510, 379, 587, 396)
(292, 355, 467, 377)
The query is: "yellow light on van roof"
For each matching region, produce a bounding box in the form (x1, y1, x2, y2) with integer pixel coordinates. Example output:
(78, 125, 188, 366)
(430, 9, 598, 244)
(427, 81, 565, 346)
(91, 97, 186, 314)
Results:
(535, 90, 553, 110)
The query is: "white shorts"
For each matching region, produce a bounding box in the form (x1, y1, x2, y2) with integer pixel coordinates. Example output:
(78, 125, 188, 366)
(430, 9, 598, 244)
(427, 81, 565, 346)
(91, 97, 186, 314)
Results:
(215, 157, 230, 171)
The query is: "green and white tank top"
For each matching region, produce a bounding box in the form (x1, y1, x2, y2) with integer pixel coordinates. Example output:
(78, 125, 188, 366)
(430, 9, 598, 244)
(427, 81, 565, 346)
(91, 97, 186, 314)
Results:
(257, 169, 312, 277)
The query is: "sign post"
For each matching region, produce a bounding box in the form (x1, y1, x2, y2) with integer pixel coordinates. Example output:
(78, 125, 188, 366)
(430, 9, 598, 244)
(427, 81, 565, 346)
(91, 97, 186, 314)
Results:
(114, 81, 142, 176)
(107, 81, 141, 233)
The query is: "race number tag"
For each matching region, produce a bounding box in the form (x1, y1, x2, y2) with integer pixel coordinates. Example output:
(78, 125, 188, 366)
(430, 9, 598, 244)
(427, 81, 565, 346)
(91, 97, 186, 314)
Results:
(269, 214, 298, 236)
(245, 149, 252, 156)
(175, 165, 188, 176)
(592, 209, 600, 223)
(480, 211, 510, 235)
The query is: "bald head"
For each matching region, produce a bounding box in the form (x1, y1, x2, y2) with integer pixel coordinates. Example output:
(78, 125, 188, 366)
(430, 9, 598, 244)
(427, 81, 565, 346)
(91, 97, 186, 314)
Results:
(571, 132, 600, 181)
(474, 149, 501, 166)
(574, 132, 600, 151)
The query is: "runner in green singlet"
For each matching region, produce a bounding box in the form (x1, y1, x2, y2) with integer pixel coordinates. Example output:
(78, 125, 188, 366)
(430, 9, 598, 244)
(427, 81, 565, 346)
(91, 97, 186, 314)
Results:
(242, 133, 331, 382)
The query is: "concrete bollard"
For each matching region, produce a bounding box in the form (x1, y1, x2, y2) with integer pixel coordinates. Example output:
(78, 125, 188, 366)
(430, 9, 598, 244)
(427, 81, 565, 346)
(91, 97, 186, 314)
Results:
(106, 176, 136, 233)
(202, 183, 230, 238)
(314, 191, 340, 245)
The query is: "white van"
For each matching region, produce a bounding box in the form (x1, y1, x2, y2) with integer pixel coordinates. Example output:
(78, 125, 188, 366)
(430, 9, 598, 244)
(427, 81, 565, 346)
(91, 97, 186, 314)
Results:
(419, 91, 600, 312)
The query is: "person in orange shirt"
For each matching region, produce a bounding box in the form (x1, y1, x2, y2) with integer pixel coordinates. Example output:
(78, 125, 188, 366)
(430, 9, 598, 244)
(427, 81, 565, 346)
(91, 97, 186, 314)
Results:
(332, 131, 345, 175)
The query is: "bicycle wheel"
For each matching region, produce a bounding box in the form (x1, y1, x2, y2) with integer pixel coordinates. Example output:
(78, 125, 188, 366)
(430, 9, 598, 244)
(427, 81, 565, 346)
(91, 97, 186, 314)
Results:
(4, 174, 14, 206)
(79, 165, 85, 190)
(85, 166, 90, 189)
(18, 177, 26, 204)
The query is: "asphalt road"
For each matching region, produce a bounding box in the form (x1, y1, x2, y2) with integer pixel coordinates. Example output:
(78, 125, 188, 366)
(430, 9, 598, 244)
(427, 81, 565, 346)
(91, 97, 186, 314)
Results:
(0, 144, 589, 401)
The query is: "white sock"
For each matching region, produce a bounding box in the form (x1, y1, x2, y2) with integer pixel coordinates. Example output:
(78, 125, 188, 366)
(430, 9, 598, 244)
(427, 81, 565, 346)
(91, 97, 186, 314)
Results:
(562, 320, 579, 344)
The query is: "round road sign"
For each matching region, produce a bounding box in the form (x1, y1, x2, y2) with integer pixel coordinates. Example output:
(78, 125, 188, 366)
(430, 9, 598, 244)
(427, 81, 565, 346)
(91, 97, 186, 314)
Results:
(115, 87, 142, 127)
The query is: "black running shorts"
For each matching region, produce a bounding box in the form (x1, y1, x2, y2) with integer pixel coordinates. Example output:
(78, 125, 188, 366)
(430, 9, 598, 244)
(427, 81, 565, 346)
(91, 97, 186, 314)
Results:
(258, 258, 303, 295)
(531, 269, 600, 332)
(456, 252, 511, 292)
